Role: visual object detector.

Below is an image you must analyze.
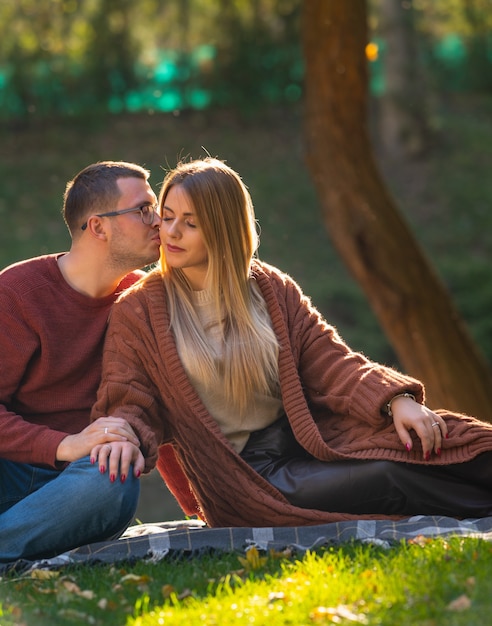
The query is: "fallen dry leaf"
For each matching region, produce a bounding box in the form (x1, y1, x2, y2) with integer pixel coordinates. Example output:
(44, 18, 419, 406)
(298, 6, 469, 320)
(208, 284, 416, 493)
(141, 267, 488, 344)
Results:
(30, 569, 60, 580)
(57, 608, 96, 623)
(161, 584, 176, 598)
(447, 594, 472, 612)
(237, 546, 268, 571)
(57, 580, 94, 599)
(310, 604, 368, 623)
(177, 588, 193, 600)
(408, 535, 432, 547)
(120, 573, 151, 585)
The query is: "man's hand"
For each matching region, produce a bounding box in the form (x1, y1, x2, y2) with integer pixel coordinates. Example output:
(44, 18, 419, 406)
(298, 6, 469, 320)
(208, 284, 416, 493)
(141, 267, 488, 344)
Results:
(56, 417, 140, 462)
(90, 441, 145, 483)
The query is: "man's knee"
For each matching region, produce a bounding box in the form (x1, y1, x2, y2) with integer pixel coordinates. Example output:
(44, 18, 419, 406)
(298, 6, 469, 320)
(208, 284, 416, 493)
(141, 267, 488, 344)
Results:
(65, 457, 140, 527)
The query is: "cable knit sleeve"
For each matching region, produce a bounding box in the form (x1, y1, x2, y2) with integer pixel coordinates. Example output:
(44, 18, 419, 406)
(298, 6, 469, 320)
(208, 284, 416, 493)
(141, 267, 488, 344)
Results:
(91, 293, 166, 471)
(266, 266, 424, 426)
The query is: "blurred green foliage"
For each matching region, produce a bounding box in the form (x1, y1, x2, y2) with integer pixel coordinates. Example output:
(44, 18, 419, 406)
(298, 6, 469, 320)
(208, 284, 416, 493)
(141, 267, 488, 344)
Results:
(0, 0, 491, 120)
(0, 0, 302, 118)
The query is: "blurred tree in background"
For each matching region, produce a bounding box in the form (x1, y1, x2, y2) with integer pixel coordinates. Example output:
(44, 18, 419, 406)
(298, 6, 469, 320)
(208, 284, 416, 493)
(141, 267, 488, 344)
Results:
(0, 0, 140, 117)
(302, 0, 492, 416)
(85, 0, 140, 110)
(378, 0, 432, 159)
(0, 0, 303, 117)
(414, 0, 492, 93)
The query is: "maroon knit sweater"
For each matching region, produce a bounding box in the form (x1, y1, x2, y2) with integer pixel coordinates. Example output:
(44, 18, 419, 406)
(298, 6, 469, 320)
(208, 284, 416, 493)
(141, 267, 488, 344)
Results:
(92, 261, 492, 526)
(0, 254, 141, 467)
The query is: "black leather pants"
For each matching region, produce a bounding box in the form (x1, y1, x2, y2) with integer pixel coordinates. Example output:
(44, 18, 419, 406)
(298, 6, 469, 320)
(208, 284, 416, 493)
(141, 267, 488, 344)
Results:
(240, 416, 492, 518)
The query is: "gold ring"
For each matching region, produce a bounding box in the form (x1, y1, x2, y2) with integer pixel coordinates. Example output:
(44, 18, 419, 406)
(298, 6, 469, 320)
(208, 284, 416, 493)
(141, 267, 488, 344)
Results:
(431, 422, 440, 428)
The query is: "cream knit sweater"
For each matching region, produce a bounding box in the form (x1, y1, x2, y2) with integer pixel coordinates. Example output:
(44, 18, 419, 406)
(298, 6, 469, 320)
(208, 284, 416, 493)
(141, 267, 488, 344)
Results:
(176, 288, 283, 454)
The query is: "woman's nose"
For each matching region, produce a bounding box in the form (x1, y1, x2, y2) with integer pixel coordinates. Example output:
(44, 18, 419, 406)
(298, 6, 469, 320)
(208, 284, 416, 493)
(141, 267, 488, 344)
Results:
(162, 219, 179, 237)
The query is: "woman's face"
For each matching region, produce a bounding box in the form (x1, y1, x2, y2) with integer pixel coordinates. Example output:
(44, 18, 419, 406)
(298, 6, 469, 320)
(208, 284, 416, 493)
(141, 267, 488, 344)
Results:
(160, 184, 209, 290)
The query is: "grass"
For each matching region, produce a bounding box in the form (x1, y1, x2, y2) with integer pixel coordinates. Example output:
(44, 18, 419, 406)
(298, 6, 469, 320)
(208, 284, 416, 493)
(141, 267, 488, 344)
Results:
(1, 537, 492, 625)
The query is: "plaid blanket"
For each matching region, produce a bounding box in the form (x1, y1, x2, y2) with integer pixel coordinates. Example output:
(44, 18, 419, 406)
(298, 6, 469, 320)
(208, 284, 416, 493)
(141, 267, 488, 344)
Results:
(3, 515, 492, 575)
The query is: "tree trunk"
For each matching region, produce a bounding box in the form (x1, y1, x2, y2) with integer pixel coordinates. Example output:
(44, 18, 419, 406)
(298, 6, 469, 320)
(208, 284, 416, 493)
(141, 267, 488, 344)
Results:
(301, 0, 492, 418)
(379, 0, 431, 159)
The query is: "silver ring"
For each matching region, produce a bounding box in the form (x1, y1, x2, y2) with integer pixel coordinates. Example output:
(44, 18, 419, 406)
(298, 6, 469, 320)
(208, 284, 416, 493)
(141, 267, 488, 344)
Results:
(431, 422, 440, 428)
(104, 427, 108, 434)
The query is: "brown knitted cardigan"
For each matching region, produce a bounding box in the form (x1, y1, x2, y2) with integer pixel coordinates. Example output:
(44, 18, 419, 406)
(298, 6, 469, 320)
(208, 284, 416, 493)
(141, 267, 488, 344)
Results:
(92, 261, 492, 526)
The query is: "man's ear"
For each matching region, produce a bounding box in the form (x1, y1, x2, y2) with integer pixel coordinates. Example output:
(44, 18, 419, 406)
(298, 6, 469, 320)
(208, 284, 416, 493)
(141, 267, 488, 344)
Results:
(85, 216, 108, 241)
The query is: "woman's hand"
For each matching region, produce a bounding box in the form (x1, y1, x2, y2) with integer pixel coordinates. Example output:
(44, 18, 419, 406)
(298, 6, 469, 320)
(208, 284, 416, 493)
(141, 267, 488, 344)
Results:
(56, 417, 140, 462)
(391, 395, 448, 461)
(90, 441, 145, 483)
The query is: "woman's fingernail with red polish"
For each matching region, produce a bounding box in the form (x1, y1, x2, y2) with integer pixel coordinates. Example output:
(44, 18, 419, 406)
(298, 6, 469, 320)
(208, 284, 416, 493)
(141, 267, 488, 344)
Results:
(121, 474, 126, 483)
(90, 457, 95, 465)
(405, 443, 411, 452)
(110, 474, 116, 483)
(425, 452, 430, 461)
(100, 465, 105, 474)
(437, 448, 441, 456)
(135, 470, 141, 478)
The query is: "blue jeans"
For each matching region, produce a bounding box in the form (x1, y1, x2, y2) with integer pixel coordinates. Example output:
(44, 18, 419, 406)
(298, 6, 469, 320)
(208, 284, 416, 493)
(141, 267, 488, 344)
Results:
(0, 456, 140, 563)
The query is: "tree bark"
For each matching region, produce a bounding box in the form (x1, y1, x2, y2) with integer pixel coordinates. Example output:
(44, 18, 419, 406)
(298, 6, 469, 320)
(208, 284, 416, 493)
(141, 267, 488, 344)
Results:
(379, 0, 431, 158)
(301, 0, 492, 418)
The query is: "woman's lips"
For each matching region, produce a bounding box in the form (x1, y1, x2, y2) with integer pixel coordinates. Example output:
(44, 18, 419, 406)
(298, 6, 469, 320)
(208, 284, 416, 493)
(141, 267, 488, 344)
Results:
(166, 244, 184, 253)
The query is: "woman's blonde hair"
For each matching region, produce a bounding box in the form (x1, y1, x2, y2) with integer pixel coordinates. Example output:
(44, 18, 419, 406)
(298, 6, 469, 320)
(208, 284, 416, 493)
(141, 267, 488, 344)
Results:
(158, 157, 279, 414)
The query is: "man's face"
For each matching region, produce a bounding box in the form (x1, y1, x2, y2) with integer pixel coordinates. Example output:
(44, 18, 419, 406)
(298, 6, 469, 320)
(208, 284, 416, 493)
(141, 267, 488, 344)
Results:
(106, 177, 162, 271)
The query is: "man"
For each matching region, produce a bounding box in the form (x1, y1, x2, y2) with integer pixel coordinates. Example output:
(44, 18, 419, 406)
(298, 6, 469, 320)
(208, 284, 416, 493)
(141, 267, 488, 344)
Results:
(0, 161, 161, 563)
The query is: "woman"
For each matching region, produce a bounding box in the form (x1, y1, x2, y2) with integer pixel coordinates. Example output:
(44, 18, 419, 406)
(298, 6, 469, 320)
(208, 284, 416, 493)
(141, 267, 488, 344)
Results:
(92, 157, 492, 527)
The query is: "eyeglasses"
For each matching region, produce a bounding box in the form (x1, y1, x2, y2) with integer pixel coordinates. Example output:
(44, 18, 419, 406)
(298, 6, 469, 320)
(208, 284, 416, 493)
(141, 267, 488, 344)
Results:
(81, 203, 158, 231)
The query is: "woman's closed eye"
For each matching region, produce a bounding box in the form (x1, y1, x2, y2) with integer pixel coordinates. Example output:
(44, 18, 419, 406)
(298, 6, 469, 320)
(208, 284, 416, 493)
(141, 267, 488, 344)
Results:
(162, 217, 197, 229)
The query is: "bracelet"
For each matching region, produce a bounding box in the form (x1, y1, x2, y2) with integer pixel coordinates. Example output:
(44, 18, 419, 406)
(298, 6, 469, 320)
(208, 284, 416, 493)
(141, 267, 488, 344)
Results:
(386, 392, 416, 417)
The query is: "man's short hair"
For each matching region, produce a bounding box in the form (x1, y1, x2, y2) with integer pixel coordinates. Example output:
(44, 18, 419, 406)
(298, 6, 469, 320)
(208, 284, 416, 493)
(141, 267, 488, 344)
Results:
(63, 161, 150, 236)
